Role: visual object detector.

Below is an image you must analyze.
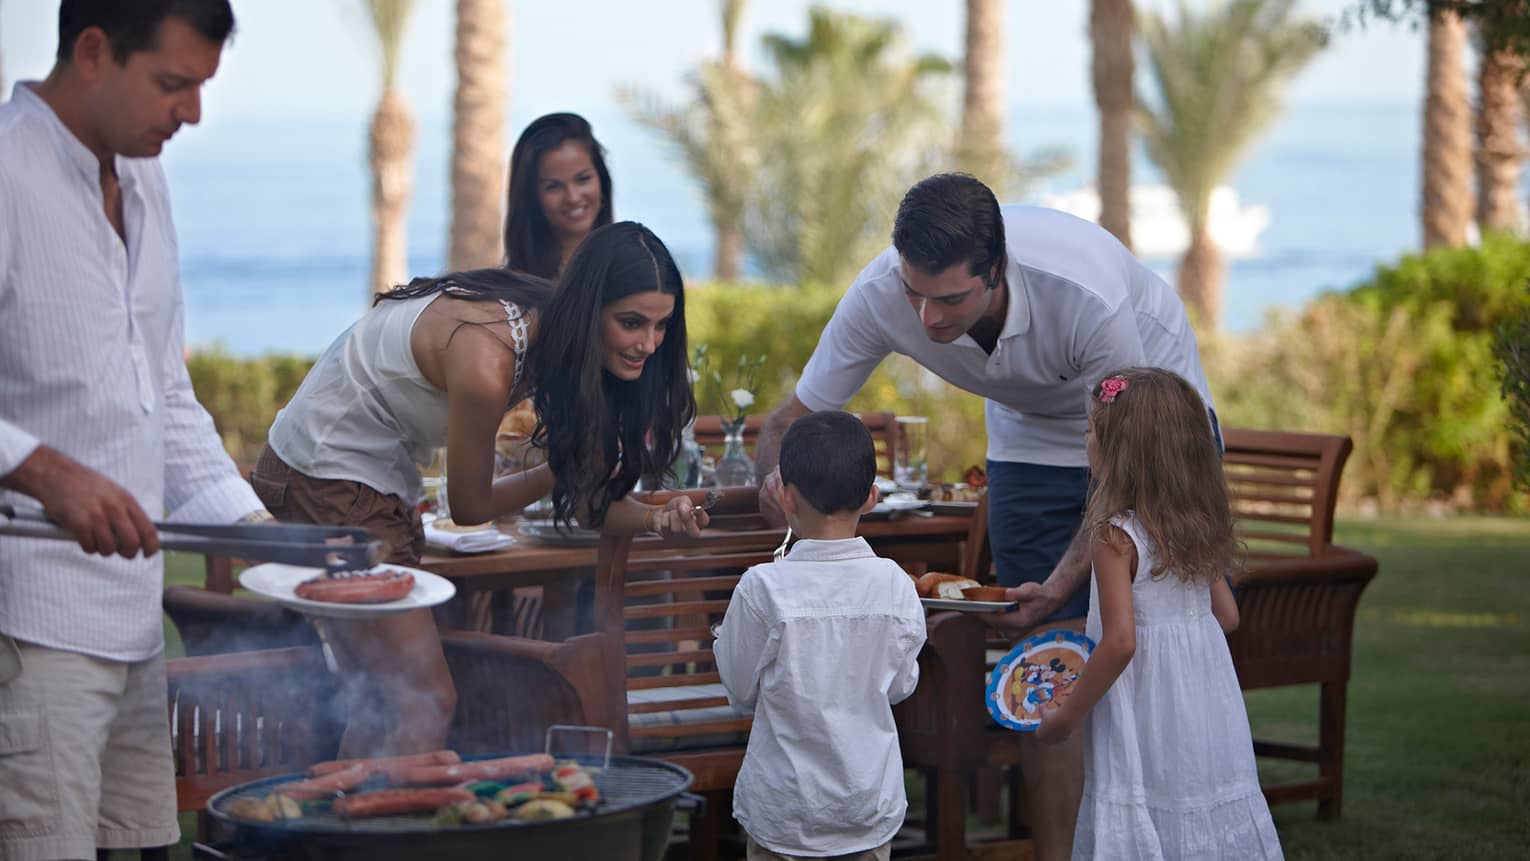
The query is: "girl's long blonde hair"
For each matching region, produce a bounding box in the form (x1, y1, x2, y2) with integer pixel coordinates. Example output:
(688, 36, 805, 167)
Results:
(1082, 367, 1238, 584)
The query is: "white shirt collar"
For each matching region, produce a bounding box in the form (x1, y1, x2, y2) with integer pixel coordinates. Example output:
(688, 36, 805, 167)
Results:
(781, 535, 877, 563)
(999, 250, 1032, 339)
(14, 81, 113, 188)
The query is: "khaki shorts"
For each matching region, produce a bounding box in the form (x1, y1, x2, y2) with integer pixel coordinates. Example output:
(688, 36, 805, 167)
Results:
(746, 836, 892, 861)
(0, 637, 179, 861)
(251, 445, 424, 565)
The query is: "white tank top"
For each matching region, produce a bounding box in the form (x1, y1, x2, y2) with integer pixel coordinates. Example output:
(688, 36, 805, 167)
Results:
(267, 292, 529, 503)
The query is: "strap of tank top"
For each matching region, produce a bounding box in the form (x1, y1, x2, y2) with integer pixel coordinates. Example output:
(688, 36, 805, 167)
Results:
(500, 300, 529, 393)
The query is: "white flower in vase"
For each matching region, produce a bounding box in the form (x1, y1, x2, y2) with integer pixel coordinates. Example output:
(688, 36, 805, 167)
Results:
(730, 389, 755, 411)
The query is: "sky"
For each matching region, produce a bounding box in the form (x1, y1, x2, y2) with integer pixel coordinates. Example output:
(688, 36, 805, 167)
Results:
(1, 0, 1432, 126)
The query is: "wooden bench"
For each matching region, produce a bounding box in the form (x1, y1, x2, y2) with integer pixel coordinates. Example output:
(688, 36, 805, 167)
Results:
(1222, 428, 1379, 820)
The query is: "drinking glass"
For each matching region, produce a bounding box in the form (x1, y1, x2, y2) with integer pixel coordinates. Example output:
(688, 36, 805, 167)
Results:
(894, 416, 929, 489)
(427, 446, 450, 521)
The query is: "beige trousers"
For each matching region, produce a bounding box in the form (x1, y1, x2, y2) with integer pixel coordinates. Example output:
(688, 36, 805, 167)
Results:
(0, 637, 179, 861)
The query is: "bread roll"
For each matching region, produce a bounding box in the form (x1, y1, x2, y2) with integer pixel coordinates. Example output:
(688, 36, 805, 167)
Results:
(499, 399, 538, 438)
(915, 572, 982, 600)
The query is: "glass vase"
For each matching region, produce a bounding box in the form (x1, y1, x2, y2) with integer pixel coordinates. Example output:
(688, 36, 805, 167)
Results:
(713, 418, 756, 487)
(670, 420, 704, 488)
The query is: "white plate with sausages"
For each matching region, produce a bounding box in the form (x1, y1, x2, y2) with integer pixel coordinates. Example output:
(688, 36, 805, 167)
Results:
(239, 563, 456, 618)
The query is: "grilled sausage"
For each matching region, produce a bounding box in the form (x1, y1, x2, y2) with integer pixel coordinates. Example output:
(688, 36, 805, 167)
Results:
(274, 763, 371, 800)
(331, 787, 475, 818)
(294, 570, 414, 604)
(307, 750, 461, 778)
(394, 753, 556, 786)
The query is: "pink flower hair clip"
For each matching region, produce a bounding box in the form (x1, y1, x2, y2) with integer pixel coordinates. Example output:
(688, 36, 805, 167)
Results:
(1098, 376, 1128, 404)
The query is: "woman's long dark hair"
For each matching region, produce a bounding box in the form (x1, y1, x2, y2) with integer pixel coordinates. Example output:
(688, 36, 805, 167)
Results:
(504, 112, 614, 280)
(375, 268, 554, 400)
(527, 222, 694, 529)
(374, 267, 552, 310)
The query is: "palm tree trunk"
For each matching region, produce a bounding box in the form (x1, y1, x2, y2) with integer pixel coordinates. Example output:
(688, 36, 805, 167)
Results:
(1177, 220, 1223, 330)
(960, 0, 1006, 190)
(369, 89, 415, 297)
(1092, 0, 1134, 250)
(714, 0, 749, 281)
(1422, 6, 1474, 249)
(714, 227, 744, 281)
(1476, 45, 1524, 233)
(449, 0, 509, 270)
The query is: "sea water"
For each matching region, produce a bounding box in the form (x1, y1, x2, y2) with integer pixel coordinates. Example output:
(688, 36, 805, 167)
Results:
(164, 100, 1460, 356)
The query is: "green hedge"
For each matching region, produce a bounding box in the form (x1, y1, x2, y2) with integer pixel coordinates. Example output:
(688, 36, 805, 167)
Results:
(1206, 234, 1529, 511)
(187, 349, 313, 465)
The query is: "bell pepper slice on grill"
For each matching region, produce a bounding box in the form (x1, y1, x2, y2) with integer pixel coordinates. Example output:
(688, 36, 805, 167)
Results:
(552, 762, 600, 805)
(494, 781, 543, 807)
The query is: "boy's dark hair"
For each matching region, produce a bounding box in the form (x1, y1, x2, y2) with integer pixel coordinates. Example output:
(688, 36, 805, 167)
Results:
(59, 0, 235, 64)
(892, 172, 1006, 288)
(779, 411, 877, 516)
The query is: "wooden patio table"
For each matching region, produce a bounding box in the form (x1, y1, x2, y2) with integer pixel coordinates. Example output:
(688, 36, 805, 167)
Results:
(421, 509, 977, 640)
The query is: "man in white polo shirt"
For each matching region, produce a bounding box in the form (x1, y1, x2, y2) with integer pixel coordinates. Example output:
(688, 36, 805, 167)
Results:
(0, 3, 268, 859)
(754, 172, 1215, 860)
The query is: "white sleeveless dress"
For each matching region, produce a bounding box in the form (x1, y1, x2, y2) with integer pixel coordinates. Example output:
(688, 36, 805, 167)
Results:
(1074, 512, 1283, 860)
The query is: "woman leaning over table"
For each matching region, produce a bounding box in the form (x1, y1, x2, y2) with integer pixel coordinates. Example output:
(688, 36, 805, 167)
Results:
(504, 112, 613, 278)
(251, 222, 707, 756)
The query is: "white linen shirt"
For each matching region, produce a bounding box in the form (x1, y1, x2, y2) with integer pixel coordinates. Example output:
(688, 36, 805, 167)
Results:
(0, 83, 262, 661)
(713, 536, 926, 856)
(795, 205, 1214, 467)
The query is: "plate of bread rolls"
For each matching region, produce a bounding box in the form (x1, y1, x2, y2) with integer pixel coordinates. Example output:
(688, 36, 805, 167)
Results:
(914, 571, 1017, 612)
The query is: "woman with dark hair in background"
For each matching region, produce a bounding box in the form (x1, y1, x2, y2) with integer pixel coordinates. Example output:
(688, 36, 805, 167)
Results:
(504, 112, 614, 278)
(252, 222, 705, 756)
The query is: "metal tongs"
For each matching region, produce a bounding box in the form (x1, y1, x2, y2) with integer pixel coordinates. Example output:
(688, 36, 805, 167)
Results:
(0, 503, 383, 573)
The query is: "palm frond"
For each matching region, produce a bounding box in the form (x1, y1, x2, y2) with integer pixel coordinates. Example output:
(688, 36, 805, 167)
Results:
(1137, 0, 1325, 227)
(360, 0, 419, 87)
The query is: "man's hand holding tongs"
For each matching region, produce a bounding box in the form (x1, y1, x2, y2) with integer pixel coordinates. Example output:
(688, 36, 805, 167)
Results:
(0, 446, 159, 559)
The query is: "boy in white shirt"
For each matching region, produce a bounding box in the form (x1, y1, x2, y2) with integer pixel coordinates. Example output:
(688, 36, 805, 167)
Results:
(714, 411, 927, 860)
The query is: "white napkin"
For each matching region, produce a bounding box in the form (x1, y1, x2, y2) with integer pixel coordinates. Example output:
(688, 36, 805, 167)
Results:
(423, 516, 516, 554)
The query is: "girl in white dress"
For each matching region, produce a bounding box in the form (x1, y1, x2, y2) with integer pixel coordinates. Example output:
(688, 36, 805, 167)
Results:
(1036, 367, 1283, 860)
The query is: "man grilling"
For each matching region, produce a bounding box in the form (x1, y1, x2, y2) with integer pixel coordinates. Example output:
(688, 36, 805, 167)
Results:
(0, 3, 269, 859)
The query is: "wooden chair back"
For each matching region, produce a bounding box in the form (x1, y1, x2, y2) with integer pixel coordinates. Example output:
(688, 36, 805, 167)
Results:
(960, 488, 992, 583)
(692, 411, 900, 478)
(1221, 428, 1350, 559)
(594, 528, 785, 762)
(167, 646, 338, 810)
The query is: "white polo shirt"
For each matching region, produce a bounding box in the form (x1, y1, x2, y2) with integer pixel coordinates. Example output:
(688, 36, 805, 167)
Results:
(795, 205, 1213, 467)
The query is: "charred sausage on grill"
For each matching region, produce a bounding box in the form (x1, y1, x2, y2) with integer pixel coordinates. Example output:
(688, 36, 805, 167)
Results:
(331, 787, 476, 817)
(396, 753, 555, 786)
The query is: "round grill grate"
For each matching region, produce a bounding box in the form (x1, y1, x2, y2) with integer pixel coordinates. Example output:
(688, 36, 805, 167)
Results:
(207, 753, 692, 836)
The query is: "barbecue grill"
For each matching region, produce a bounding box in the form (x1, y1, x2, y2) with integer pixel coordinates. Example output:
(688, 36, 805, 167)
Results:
(197, 753, 699, 861)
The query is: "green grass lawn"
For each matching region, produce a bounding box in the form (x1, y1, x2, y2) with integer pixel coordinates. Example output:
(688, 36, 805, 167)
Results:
(150, 517, 1530, 859)
(1252, 517, 1530, 860)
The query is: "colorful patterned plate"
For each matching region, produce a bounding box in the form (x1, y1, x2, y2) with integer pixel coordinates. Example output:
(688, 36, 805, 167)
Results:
(986, 629, 1095, 731)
